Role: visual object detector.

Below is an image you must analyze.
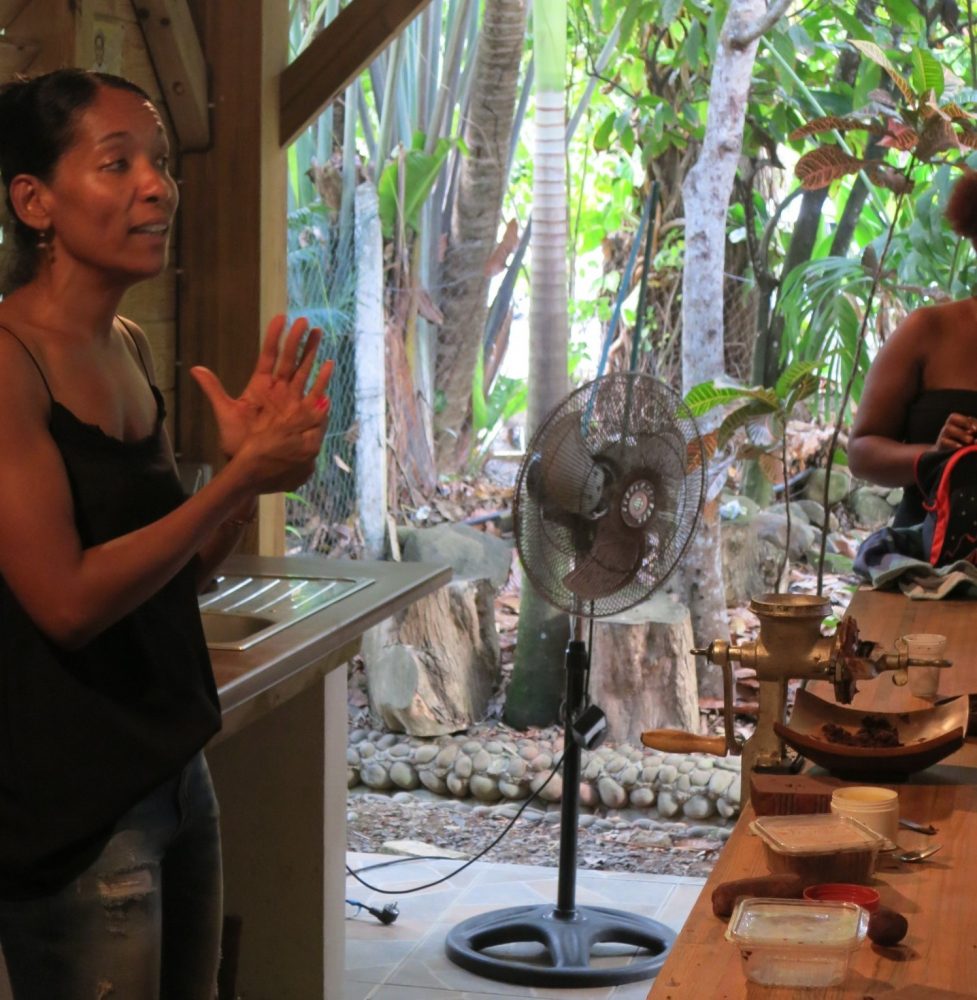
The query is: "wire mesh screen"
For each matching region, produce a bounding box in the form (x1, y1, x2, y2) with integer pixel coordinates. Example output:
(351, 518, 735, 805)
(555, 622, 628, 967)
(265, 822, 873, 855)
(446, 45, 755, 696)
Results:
(285, 207, 362, 557)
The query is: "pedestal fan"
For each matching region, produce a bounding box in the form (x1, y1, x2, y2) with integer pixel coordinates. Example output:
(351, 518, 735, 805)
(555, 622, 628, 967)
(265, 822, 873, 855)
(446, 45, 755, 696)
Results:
(445, 372, 706, 987)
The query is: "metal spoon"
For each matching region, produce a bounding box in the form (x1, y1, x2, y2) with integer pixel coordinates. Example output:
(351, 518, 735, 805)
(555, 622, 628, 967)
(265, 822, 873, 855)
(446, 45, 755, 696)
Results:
(893, 844, 942, 863)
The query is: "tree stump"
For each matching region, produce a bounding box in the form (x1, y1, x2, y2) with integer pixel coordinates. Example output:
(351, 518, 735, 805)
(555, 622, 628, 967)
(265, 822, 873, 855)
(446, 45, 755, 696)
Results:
(589, 593, 699, 745)
(365, 578, 500, 737)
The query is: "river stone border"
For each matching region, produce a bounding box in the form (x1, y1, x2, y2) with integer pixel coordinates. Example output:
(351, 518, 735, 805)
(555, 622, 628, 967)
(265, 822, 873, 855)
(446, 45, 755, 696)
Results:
(348, 729, 742, 822)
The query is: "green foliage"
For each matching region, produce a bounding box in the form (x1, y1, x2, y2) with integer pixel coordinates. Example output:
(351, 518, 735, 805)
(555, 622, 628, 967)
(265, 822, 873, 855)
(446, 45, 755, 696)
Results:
(377, 133, 462, 238)
(685, 361, 824, 452)
(469, 348, 528, 472)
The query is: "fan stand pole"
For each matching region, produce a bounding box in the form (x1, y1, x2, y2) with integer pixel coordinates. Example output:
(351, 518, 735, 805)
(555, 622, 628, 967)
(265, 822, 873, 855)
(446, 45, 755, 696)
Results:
(444, 628, 676, 988)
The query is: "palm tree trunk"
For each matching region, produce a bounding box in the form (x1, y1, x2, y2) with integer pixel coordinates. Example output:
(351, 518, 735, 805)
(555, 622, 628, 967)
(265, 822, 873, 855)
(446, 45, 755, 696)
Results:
(433, 0, 529, 468)
(505, 0, 569, 729)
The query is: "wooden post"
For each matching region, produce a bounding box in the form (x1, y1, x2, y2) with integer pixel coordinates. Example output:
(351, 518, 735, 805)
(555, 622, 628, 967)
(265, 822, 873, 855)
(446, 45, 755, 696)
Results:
(179, 0, 288, 554)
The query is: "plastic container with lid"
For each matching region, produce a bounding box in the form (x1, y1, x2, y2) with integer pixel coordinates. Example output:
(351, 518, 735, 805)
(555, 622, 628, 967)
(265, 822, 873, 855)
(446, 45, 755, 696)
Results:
(725, 897, 869, 987)
(750, 813, 884, 886)
(831, 786, 899, 849)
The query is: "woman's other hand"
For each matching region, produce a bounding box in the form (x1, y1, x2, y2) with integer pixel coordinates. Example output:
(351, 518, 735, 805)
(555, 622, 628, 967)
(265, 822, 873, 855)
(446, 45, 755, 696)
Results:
(935, 412, 977, 451)
(189, 314, 332, 458)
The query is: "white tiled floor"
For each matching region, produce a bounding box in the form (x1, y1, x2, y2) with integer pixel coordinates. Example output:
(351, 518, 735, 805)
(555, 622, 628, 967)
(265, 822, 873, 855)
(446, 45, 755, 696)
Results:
(344, 852, 705, 1000)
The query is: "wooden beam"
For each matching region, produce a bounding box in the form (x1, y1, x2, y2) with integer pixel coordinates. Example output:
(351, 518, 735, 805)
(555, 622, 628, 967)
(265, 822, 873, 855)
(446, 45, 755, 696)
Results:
(279, 0, 433, 147)
(129, 0, 209, 151)
(179, 0, 288, 554)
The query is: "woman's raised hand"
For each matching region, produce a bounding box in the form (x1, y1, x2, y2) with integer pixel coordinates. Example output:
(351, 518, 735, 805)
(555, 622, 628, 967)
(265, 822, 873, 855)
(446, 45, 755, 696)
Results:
(935, 412, 977, 451)
(190, 314, 333, 459)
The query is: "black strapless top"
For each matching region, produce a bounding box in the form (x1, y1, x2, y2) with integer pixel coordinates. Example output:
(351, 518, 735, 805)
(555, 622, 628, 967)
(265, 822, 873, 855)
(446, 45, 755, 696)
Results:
(894, 388, 977, 525)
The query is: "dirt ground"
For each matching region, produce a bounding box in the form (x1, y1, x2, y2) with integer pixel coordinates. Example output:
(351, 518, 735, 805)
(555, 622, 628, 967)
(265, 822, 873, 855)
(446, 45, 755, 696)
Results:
(346, 785, 729, 879)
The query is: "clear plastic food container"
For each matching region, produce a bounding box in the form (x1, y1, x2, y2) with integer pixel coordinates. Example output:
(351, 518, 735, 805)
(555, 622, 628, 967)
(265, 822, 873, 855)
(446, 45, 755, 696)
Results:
(725, 897, 869, 987)
(750, 812, 884, 886)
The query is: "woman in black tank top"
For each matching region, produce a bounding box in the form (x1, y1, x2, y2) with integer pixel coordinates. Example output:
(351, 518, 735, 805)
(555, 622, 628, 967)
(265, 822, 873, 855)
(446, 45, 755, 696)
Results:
(0, 69, 333, 999)
(849, 170, 977, 526)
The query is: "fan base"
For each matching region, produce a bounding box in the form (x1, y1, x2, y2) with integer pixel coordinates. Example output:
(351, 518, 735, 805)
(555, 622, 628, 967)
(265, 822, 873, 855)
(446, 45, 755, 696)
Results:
(444, 903, 674, 987)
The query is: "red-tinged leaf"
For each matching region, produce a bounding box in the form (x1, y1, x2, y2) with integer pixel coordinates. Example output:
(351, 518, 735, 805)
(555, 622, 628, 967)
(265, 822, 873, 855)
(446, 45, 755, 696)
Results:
(794, 146, 865, 189)
(941, 102, 974, 122)
(758, 452, 784, 485)
(483, 218, 520, 278)
(686, 430, 718, 473)
(865, 162, 915, 194)
(879, 131, 919, 150)
(959, 128, 977, 149)
(916, 116, 960, 161)
(789, 115, 871, 141)
(879, 117, 919, 150)
(849, 40, 915, 105)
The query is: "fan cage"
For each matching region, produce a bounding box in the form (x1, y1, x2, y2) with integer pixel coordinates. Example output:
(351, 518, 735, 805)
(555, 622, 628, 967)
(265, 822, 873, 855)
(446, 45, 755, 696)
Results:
(513, 373, 706, 618)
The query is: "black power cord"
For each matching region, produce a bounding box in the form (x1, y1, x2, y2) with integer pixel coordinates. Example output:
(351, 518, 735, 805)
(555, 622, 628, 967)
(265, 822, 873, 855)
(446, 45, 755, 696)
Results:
(345, 750, 565, 896)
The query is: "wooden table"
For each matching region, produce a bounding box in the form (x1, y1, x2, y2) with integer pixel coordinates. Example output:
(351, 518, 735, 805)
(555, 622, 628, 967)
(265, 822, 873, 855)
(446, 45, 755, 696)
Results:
(648, 587, 977, 999)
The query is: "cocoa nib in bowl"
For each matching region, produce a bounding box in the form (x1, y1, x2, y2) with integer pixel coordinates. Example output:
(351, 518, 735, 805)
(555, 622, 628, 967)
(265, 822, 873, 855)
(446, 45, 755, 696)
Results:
(821, 715, 903, 748)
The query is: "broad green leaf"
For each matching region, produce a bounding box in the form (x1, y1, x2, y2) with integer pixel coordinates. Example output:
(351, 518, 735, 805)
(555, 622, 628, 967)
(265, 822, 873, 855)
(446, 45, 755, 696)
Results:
(718, 400, 778, 449)
(785, 373, 822, 412)
(684, 382, 778, 417)
(593, 112, 616, 152)
(881, 0, 924, 31)
(377, 137, 456, 238)
(683, 19, 703, 68)
(911, 48, 944, 99)
(619, 0, 645, 44)
(775, 359, 823, 398)
(659, 0, 684, 27)
(471, 348, 487, 432)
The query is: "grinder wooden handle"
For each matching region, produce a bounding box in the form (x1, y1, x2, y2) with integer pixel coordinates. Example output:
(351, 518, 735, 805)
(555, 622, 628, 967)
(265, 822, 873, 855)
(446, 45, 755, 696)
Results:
(640, 729, 728, 755)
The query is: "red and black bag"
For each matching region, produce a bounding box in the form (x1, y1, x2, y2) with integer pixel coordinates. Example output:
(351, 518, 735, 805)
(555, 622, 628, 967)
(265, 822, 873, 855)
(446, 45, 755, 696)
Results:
(916, 444, 977, 566)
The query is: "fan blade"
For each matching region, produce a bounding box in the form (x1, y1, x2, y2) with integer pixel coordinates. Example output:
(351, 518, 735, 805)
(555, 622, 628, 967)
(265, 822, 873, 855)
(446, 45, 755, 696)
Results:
(537, 412, 605, 515)
(562, 514, 644, 600)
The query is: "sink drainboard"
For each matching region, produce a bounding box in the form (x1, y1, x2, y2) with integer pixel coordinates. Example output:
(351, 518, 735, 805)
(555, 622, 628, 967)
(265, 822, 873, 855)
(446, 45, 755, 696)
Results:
(198, 574, 373, 650)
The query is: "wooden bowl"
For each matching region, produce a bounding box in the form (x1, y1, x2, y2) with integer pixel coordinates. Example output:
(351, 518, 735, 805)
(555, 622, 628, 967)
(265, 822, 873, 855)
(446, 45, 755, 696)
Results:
(773, 688, 968, 779)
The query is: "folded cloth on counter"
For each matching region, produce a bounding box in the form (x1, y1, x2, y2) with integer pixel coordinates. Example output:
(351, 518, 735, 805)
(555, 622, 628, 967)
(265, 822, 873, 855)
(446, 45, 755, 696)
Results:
(853, 524, 977, 598)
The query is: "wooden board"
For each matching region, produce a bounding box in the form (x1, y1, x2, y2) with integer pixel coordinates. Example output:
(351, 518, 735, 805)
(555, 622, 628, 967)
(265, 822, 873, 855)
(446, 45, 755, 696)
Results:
(279, 0, 433, 146)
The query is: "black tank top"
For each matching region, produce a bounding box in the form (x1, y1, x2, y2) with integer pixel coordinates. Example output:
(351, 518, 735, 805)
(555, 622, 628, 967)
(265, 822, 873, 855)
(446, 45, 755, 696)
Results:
(894, 388, 977, 526)
(0, 321, 221, 898)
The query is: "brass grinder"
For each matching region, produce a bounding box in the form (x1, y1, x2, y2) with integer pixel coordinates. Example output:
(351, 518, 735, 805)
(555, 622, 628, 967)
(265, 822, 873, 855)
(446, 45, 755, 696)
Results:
(641, 593, 952, 797)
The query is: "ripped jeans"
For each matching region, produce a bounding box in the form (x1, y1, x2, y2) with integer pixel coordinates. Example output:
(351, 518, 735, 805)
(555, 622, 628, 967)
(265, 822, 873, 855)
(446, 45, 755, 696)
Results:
(0, 752, 222, 1000)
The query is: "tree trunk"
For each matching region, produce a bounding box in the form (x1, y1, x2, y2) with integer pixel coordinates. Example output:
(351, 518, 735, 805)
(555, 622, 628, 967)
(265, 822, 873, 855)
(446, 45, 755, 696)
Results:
(433, 0, 528, 468)
(590, 594, 699, 746)
(678, 0, 790, 695)
(505, 0, 569, 728)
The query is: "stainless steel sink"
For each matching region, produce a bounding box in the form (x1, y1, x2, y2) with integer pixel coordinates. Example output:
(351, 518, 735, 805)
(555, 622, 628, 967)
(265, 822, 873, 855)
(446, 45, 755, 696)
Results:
(198, 573, 373, 650)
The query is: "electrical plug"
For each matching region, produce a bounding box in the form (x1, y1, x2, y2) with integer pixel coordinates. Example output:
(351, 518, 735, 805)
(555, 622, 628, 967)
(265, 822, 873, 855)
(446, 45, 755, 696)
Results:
(367, 902, 399, 925)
